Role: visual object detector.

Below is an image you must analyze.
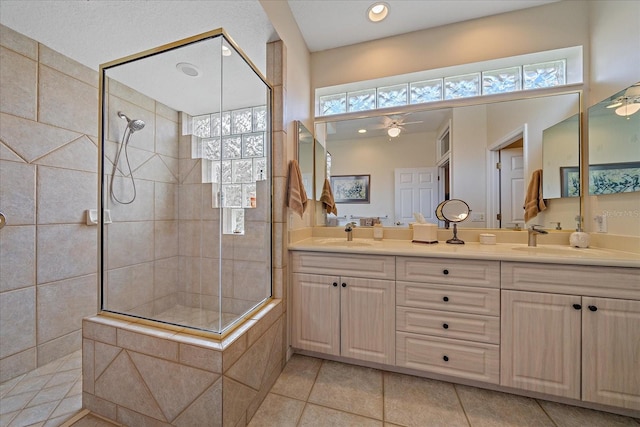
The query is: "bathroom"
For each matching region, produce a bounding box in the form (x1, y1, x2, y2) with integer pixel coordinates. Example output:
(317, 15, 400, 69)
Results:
(1, 1, 639, 426)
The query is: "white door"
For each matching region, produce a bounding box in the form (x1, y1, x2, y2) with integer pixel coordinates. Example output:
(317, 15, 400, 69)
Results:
(395, 167, 438, 225)
(499, 148, 524, 228)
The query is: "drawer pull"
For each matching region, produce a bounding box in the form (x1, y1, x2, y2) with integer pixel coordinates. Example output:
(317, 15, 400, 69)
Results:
(572, 304, 581, 310)
(332, 282, 338, 287)
(443, 355, 449, 362)
(342, 283, 347, 288)
(442, 296, 449, 302)
(588, 305, 598, 312)
(442, 323, 449, 329)
(443, 269, 449, 275)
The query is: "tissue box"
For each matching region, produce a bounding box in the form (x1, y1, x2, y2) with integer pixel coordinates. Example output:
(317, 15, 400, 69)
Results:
(412, 223, 438, 244)
(479, 233, 496, 245)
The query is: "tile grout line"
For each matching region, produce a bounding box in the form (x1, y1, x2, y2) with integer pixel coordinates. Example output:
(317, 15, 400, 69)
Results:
(452, 383, 473, 427)
(534, 398, 559, 427)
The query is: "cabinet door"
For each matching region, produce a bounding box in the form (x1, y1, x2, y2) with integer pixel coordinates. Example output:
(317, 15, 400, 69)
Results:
(291, 273, 340, 356)
(582, 297, 640, 410)
(501, 290, 581, 399)
(341, 276, 396, 365)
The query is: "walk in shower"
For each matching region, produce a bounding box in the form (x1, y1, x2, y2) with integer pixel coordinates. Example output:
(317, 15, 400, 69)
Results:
(99, 30, 272, 334)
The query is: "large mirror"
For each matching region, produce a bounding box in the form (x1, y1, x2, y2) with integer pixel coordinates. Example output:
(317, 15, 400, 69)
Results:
(315, 91, 581, 229)
(542, 113, 580, 199)
(588, 82, 640, 196)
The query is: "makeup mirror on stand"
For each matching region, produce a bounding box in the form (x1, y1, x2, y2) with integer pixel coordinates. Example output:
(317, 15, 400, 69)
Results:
(436, 199, 470, 244)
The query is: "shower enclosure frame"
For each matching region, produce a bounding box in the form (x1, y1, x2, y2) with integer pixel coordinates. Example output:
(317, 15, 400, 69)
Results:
(97, 28, 274, 336)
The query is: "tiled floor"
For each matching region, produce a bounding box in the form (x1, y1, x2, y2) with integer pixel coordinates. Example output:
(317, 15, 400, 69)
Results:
(248, 354, 640, 427)
(0, 351, 82, 427)
(5, 352, 639, 427)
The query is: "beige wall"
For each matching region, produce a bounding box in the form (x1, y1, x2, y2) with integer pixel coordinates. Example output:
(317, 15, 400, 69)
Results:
(311, 1, 589, 90)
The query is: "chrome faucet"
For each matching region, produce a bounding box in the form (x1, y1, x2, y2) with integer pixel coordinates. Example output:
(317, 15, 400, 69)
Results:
(527, 225, 549, 247)
(345, 222, 356, 241)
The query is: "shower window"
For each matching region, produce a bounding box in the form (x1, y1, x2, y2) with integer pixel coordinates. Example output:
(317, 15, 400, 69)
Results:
(99, 29, 272, 334)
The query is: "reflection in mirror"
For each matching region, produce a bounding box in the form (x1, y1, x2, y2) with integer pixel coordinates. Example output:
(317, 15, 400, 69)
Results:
(296, 121, 314, 199)
(588, 82, 640, 196)
(542, 114, 580, 199)
(316, 92, 581, 229)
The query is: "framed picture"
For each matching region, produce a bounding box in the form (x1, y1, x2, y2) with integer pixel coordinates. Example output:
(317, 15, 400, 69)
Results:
(589, 161, 640, 195)
(330, 175, 370, 203)
(560, 166, 580, 197)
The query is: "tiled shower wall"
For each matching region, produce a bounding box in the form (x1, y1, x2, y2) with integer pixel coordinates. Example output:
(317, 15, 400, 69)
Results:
(0, 24, 100, 382)
(0, 25, 181, 382)
(103, 77, 181, 318)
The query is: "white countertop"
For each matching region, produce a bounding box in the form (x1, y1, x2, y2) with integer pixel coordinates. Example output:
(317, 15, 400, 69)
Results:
(289, 238, 640, 268)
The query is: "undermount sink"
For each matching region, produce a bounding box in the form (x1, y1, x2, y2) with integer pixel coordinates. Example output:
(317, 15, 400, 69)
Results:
(315, 238, 377, 247)
(511, 246, 607, 256)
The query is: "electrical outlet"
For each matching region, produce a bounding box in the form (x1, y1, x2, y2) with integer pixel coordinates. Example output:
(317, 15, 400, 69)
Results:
(471, 212, 485, 222)
(594, 215, 608, 233)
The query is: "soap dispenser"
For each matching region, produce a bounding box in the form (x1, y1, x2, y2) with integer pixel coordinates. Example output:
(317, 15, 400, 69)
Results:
(570, 216, 590, 248)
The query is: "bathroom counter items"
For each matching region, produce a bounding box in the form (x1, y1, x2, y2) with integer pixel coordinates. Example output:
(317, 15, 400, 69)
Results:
(289, 238, 640, 268)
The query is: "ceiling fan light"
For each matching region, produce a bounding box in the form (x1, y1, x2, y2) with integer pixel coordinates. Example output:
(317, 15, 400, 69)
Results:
(387, 126, 401, 137)
(606, 101, 622, 109)
(615, 102, 640, 117)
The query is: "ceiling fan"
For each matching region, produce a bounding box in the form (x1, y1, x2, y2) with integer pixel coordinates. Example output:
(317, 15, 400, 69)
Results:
(376, 114, 423, 138)
(606, 83, 640, 117)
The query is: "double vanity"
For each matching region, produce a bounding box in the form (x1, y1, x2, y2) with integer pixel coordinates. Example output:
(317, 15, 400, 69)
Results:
(288, 236, 640, 416)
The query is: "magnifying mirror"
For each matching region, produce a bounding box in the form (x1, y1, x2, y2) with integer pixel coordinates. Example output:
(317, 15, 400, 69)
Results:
(435, 199, 470, 244)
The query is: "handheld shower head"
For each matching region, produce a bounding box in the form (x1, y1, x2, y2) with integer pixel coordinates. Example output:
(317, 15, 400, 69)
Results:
(117, 111, 145, 133)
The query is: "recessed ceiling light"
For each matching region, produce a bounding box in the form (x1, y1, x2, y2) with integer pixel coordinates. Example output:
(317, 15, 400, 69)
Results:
(176, 62, 200, 77)
(367, 2, 389, 23)
(222, 46, 232, 57)
(358, 129, 367, 134)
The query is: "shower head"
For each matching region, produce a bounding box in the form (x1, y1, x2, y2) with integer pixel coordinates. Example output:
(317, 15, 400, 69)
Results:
(117, 111, 145, 133)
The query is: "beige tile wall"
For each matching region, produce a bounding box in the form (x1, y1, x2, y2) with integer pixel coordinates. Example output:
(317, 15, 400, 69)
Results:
(0, 25, 99, 381)
(82, 299, 284, 426)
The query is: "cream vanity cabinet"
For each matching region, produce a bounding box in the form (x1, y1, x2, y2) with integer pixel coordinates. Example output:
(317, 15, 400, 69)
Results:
(291, 252, 396, 365)
(395, 257, 501, 384)
(501, 262, 640, 411)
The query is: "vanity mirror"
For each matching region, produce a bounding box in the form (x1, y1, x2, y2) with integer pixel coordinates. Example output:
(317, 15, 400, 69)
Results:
(315, 91, 581, 229)
(436, 199, 470, 244)
(588, 82, 640, 196)
(296, 121, 314, 199)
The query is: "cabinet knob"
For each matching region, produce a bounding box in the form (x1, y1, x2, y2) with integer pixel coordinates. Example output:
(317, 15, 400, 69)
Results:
(443, 269, 449, 275)
(341, 283, 347, 288)
(443, 355, 449, 362)
(588, 305, 598, 312)
(572, 304, 582, 310)
(443, 296, 449, 302)
(442, 323, 449, 329)
(332, 282, 338, 287)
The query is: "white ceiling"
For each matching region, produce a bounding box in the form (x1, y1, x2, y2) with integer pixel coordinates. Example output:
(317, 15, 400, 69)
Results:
(1, 0, 559, 73)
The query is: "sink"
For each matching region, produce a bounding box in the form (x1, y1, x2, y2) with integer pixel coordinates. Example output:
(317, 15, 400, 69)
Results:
(315, 238, 376, 247)
(511, 246, 608, 257)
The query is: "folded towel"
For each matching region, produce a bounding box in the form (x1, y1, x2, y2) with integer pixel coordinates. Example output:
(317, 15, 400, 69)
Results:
(523, 169, 547, 222)
(320, 178, 338, 216)
(286, 159, 308, 218)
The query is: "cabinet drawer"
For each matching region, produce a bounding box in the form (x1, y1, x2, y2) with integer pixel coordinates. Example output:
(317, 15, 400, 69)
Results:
(502, 262, 640, 300)
(397, 332, 499, 384)
(397, 281, 500, 316)
(292, 252, 395, 280)
(397, 257, 499, 288)
(397, 307, 500, 344)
